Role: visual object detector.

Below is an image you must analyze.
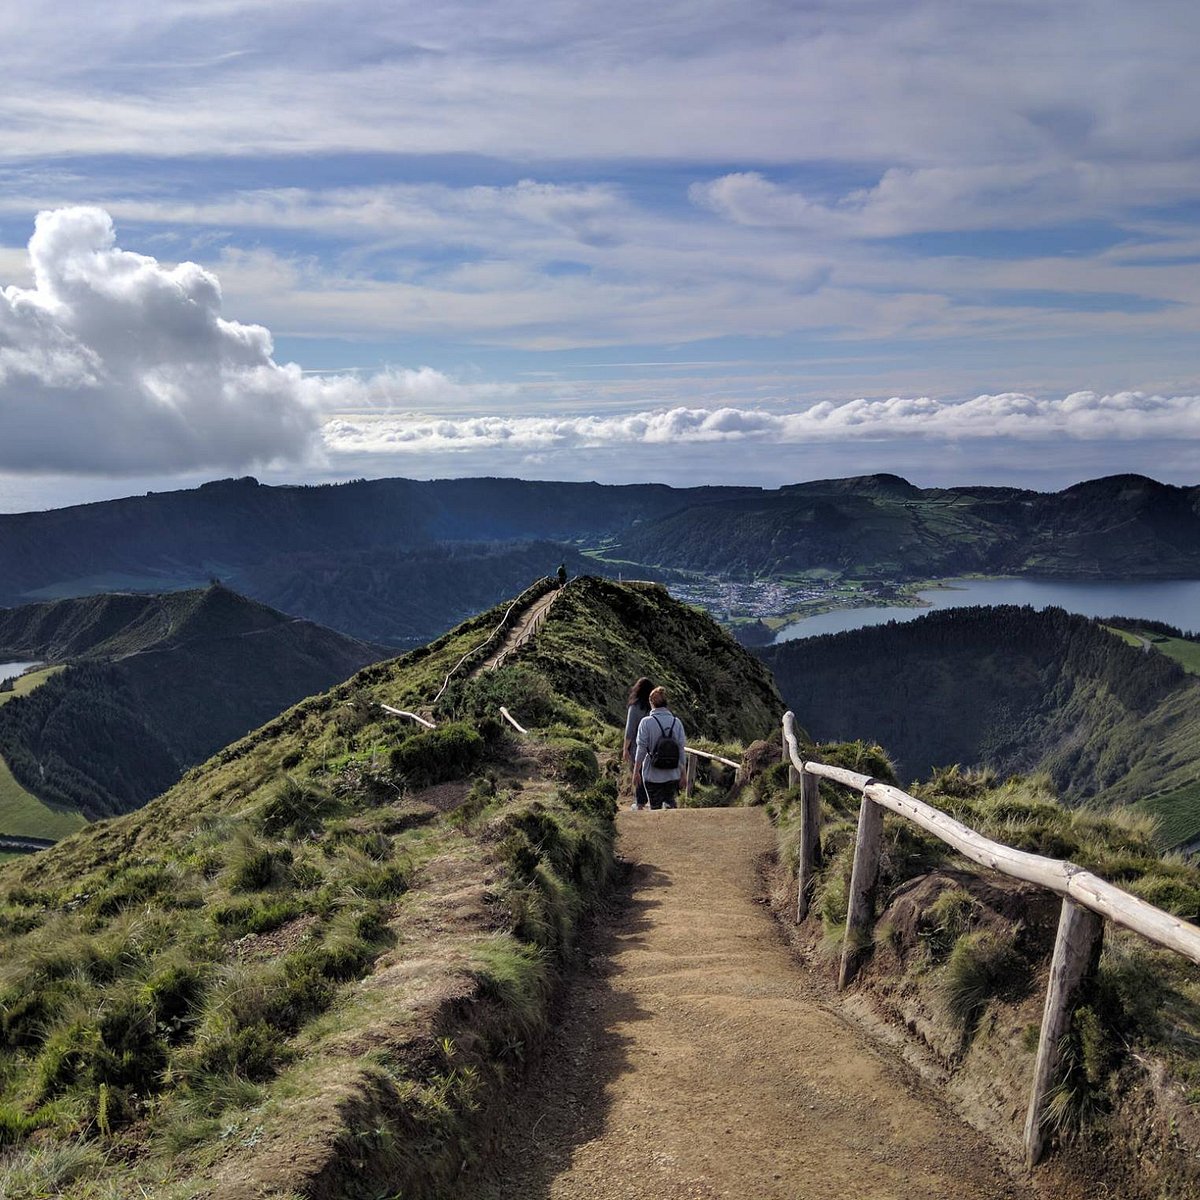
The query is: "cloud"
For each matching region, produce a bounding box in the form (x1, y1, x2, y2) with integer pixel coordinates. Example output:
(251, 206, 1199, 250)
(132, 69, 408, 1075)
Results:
(321, 392, 1200, 455)
(0, 207, 319, 473)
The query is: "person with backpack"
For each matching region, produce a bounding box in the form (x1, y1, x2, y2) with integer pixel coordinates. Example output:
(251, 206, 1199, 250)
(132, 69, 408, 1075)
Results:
(623, 676, 654, 810)
(632, 686, 687, 810)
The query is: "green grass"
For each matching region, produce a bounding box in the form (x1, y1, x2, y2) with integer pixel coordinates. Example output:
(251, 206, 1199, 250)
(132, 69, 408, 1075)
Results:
(1155, 636, 1200, 676)
(0, 666, 63, 708)
(1104, 625, 1200, 676)
(0, 757, 86, 839)
(1134, 780, 1200, 849)
(0, 576, 769, 1197)
(0, 668, 86, 840)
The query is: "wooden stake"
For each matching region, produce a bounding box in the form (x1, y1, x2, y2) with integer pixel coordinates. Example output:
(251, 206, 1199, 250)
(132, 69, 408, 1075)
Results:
(839, 794, 884, 989)
(1023, 897, 1104, 1167)
(796, 767, 822, 923)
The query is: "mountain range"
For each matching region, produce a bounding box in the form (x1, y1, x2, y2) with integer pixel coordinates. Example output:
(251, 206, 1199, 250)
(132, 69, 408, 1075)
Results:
(2, 472, 1199, 647)
(0, 586, 386, 820)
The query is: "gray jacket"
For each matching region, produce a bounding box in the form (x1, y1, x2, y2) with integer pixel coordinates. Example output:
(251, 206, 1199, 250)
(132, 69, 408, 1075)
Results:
(634, 707, 686, 783)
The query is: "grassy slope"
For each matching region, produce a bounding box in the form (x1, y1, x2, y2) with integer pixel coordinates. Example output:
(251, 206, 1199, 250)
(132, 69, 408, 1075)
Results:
(0, 577, 779, 1198)
(0, 666, 64, 707)
(0, 589, 386, 821)
(759, 606, 1200, 834)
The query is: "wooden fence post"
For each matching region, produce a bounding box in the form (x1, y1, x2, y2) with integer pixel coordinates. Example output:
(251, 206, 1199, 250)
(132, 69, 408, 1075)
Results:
(1023, 897, 1104, 1166)
(796, 766, 822, 923)
(683, 752, 697, 798)
(839, 793, 884, 989)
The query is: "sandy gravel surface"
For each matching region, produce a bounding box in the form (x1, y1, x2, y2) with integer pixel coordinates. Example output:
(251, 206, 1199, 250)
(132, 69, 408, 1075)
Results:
(472, 807, 1035, 1200)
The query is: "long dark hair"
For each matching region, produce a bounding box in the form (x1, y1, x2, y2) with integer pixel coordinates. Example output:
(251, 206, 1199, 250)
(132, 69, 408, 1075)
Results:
(627, 676, 653, 708)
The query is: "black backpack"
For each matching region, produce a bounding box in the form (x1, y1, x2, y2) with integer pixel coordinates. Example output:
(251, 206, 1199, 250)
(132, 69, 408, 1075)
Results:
(648, 714, 680, 770)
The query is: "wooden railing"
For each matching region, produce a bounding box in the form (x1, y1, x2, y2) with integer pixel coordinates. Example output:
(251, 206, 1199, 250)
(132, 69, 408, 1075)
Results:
(781, 710, 1200, 1166)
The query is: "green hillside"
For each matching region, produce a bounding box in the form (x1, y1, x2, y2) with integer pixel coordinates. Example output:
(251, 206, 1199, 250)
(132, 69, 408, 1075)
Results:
(757, 605, 1200, 844)
(614, 473, 1200, 581)
(3, 473, 1200, 648)
(0, 588, 387, 821)
(0, 669, 85, 841)
(0, 578, 780, 1198)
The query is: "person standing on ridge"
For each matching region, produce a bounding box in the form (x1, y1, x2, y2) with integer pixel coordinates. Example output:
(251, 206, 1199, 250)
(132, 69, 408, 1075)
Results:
(556, 562, 567, 586)
(623, 676, 654, 810)
(633, 686, 686, 810)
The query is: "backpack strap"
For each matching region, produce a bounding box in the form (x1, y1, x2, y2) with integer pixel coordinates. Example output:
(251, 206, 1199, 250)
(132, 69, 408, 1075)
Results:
(651, 714, 677, 741)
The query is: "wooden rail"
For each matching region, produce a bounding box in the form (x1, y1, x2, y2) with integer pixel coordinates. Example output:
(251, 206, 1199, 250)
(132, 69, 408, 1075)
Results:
(499, 706, 527, 734)
(379, 705, 436, 729)
(781, 711, 1200, 1167)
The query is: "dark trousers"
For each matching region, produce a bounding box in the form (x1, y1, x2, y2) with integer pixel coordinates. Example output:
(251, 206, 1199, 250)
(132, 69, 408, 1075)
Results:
(645, 780, 679, 810)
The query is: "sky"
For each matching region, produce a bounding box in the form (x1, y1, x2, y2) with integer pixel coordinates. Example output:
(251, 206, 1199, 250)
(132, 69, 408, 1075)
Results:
(2, 0, 1200, 510)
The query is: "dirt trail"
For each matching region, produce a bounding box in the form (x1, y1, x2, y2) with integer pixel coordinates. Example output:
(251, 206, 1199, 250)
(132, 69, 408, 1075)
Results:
(474, 807, 1037, 1200)
(480, 587, 560, 672)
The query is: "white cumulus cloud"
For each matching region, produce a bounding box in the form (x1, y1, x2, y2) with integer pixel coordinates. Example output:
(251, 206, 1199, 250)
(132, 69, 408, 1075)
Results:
(320, 392, 1200, 456)
(0, 207, 320, 473)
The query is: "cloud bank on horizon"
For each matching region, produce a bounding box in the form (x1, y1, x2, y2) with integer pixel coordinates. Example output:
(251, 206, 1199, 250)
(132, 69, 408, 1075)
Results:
(3, 207, 1200, 494)
(2, 1, 1200, 502)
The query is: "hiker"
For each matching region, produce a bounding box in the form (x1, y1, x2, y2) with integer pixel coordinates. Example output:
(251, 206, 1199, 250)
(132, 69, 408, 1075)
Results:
(633, 686, 686, 810)
(556, 562, 567, 586)
(623, 676, 654, 810)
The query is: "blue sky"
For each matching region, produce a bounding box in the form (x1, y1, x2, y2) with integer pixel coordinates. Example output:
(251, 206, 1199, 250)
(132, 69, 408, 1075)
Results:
(2, 0, 1200, 510)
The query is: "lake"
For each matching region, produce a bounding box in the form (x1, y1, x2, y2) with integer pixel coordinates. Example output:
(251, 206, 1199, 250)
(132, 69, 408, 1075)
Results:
(774, 578, 1200, 642)
(0, 662, 40, 685)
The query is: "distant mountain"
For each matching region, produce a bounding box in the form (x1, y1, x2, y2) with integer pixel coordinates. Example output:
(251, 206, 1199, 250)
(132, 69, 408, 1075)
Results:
(2, 474, 1199, 651)
(234, 541, 645, 646)
(617, 473, 1200, 579)
(757, 604, 1200, 817)
(0, 586, 388, 818)
(0, 475, 736, 606)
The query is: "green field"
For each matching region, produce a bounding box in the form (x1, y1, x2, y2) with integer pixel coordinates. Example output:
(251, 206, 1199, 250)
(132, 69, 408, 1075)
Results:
(1133, 780, 1200, 849)
(1103, 626, 1200, 676)
(0, 666, 86, 839)
(1155, 636, 1200, 675)
(0, 664, 64, 706)
(0, 755, 86, 839)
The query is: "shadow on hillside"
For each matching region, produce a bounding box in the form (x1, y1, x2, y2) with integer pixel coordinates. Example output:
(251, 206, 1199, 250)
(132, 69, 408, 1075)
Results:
(466, 858, 672, 1198)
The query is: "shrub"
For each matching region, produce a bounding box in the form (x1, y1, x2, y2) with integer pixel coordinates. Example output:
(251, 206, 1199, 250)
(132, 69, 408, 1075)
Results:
(390, 724, 485, 789)
(546, 738, 599, 787)
(347, 861, 410, 900)
(211, 897, 302, 937)
(940, 930, 1020, 1026)
(225, 838, 294, 892)
(86, 864, 179, 918)
(920, 887, 978, 962)
(258, 777, 338, 837)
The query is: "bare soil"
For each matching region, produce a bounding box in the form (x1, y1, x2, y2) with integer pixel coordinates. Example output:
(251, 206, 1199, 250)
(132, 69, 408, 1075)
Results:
(472, 807, 1037, 1199)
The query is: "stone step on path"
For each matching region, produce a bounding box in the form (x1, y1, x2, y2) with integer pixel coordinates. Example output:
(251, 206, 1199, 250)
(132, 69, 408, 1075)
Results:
(471, 807, 1037, 1200)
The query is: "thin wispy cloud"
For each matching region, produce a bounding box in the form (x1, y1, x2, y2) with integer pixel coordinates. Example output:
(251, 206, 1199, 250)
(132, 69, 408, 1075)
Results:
(1, 2, 1200, 503)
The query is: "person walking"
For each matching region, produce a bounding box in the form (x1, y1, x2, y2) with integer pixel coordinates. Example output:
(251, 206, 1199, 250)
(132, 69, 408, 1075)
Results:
(623, 677, 653, 810)
(633, 686, 686, 810)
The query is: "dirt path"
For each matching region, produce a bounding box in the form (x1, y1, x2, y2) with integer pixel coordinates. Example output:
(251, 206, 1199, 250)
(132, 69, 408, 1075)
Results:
(480, 587, 560, 672)
(473, 807, 1037, 1200)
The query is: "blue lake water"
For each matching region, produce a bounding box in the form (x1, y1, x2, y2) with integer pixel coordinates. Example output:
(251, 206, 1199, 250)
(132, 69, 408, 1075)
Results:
(774, 579, 1200, 643)
(0, 662, 39, 685)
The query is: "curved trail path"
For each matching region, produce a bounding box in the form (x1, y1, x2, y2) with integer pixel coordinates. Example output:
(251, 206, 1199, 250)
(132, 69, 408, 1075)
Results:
(480, 587, 560, 672)
(475, 807, 1036, 1200)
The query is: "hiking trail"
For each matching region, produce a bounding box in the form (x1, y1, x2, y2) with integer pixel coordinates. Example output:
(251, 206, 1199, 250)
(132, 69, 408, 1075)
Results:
(479, 585, 560, 672)
(474, 807, 1035, 1200)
